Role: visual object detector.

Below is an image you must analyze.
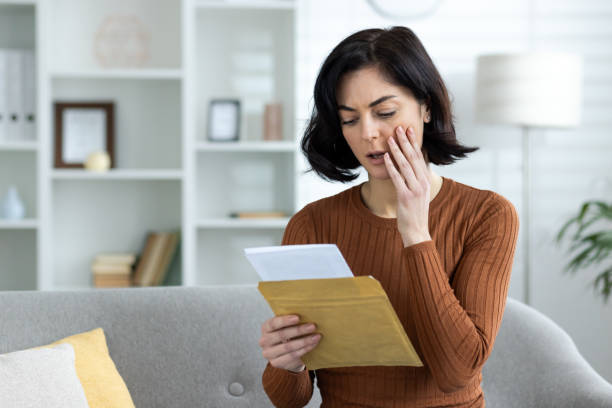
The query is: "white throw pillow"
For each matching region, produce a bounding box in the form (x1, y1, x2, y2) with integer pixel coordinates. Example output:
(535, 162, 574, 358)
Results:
(0, 343, 90, 408)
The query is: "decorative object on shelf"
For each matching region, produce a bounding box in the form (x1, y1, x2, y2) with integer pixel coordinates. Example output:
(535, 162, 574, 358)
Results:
(54, 102, 115, 169)
(263, 103, 283, 141)
(207, 99, 240, 142)
(474, 52, 583, 306)
(555, 198, 612, 304)
(1, 185, 25, 220)
(94, 14, 150, 68)
(84, 151, 111, 172)
(229, 211, 287, 219)
(365, 0, 442, 20)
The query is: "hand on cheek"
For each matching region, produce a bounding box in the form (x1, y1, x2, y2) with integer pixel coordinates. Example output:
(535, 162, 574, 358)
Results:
(383, 125, 432, 248)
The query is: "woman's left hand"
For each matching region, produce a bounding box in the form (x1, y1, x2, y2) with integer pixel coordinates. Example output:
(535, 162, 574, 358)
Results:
(383, 125, 432, 248)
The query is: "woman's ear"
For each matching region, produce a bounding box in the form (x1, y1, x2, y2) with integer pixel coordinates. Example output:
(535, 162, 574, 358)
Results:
(421, 104, 431, 123)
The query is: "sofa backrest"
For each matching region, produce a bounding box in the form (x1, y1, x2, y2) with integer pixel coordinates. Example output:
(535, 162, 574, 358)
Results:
(2, 287, 611, 407)
(0, 286, 322, 408)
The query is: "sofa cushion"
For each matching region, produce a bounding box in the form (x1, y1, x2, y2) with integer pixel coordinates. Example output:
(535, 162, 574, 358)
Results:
(0, 343, 90, 408)
(44, 328, 135, 408)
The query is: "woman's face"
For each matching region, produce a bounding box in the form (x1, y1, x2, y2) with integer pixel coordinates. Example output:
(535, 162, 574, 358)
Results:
(336, 66, 430, 180)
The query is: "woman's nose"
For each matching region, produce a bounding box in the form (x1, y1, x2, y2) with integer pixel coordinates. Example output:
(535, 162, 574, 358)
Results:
(360, 117, 379, 141)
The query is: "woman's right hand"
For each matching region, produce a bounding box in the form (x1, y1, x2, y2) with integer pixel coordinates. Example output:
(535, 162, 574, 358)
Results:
(259, 314, 322, 373)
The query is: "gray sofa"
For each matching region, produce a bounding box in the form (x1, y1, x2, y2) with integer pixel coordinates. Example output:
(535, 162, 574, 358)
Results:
(1, 286, 612, 407)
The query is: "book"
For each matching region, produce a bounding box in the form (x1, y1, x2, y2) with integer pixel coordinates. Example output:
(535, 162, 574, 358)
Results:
(132, 233, 162, 286)
(94, 276, 132, 288)
(162, 239, 182, 286)
(152, 231, 180, 286)
(229, 211, 287, 219)
(93, 272, 132, 288)
(93, 253, 137, 266)
(133, 232, 173, 286)
(91, 263, 132, 275)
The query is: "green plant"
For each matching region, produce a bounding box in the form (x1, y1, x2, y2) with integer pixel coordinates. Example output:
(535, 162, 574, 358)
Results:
(555, 200, 612, 304)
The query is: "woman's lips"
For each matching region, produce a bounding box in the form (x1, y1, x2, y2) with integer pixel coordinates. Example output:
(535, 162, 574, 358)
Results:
(367, 153, 386, 165)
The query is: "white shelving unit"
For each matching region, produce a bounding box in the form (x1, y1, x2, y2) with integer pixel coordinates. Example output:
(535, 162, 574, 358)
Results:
(0, 0, 298, 290)
(0, 0, 40, 291)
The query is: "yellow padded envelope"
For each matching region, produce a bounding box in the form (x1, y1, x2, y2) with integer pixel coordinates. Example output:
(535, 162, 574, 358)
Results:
(258, 275, 423, 370)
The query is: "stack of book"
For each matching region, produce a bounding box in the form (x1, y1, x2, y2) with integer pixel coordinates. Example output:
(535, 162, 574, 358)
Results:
(92, 253, 136, 288)
(133, 230, 180, 287)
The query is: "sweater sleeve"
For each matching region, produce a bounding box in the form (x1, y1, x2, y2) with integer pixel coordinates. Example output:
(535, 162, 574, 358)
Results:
(401, 194, 519, 393)
(261, 206, 317, 408)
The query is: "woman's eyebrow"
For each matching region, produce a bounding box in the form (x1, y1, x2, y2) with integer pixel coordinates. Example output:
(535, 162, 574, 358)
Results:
(338, 95, 397, 111)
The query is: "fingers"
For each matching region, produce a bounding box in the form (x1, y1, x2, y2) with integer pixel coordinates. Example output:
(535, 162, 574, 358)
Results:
(402, 127, 428, 179)
(264, 332, 322, 363)
(383, 149, 406, 193)
(262, 314, 299, 336)
(386, 126, 418, 192)
(385, 126, 428, 194)
(260, 321, 317, 349)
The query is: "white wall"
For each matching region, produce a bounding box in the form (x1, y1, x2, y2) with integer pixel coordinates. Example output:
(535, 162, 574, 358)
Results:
(294, 0, 612, 382)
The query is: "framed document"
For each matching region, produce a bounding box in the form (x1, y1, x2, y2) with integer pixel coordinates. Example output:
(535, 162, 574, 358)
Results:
(54, 102, 115, 168)
(207, 99, 240, 142)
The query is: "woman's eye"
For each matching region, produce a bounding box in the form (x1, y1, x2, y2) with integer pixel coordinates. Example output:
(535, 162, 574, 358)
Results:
(341, 118, 357, 126)
(378, 111, 396, 118)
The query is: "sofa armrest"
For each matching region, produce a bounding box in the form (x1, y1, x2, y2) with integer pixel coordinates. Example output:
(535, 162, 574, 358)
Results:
(483, 298, 612, 407)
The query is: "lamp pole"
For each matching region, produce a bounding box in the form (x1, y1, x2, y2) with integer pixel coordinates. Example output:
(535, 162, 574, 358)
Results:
(522, 125, 532, 305)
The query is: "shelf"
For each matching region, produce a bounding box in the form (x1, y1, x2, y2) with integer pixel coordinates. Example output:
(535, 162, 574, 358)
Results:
(196, 141, 296, 152)
(0, 218, 38, 229)
(0, 1, 36, 5)
(51, 169, 184, 180)
(0, 140, 37, 151)
(50, 68, 183, 80)
(194, 0, 295, 10)
(196, 218, 290, 229)
(50, 284, 95, 291)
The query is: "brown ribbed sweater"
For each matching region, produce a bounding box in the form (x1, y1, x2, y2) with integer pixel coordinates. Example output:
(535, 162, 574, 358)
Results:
(262, 176, 519, 408)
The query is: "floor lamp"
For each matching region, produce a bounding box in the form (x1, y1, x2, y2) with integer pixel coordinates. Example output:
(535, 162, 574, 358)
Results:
(474, 53, 582, 305)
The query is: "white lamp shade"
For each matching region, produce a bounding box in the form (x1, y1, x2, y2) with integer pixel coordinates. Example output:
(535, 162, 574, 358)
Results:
(475, 53, 583, 128)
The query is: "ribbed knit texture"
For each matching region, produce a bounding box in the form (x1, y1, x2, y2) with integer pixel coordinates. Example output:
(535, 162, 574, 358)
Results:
(262, 176, 520, 408)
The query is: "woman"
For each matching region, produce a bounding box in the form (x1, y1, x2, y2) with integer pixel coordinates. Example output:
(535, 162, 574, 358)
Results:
(258, 26, 519, 408)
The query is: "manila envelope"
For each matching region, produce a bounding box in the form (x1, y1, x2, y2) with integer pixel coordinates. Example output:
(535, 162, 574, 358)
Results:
(258, 275, 423, 370)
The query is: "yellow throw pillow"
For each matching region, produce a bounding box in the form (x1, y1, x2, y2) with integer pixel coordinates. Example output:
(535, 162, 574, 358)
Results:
(39, 328, 135, 408)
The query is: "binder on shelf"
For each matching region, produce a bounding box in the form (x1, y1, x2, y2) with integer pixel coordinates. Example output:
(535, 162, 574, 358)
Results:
(0, 50, 7, 141)
(22, 50, 36, 141)
(5, 50, 23, 141)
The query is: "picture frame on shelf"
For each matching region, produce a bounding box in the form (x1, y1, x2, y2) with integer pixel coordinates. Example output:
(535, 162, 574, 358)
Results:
(207, 99, 240, 142)
(54, 101, 115, 169)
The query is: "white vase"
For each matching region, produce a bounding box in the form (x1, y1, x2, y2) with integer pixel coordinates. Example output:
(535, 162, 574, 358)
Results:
(2, 185, 26, 220)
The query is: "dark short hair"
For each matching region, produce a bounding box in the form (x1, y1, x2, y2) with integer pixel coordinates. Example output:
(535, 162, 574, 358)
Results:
(301, 26, 479, 182)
